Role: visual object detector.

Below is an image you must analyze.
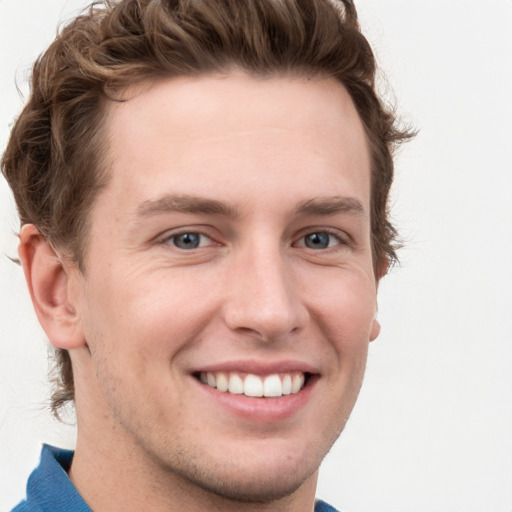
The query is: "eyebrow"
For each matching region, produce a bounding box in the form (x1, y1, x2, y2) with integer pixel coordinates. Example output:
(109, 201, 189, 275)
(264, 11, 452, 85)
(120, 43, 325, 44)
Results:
(135, 194, 239, 218)
(295, 196, 366, 217)
(134, 194, 365, 219)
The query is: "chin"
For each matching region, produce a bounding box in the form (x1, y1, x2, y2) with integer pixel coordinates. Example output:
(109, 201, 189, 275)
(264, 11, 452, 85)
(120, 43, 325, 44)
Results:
(172, 454, 319, 504)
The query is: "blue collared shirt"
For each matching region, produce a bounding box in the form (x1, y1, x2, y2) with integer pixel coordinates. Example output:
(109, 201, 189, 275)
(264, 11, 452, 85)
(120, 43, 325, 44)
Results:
(12, 445, 90, 512)
(12, 444, 339, 511)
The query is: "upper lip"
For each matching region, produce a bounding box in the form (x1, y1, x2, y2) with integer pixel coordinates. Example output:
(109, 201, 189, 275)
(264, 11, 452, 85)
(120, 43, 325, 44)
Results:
(190, 359, 320, 376)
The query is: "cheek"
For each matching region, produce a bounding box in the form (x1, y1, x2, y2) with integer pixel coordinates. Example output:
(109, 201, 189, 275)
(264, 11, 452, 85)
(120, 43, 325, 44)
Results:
(132, 269, 221, 341)
(307, 271, 377, 349)
(81, 266, 219, 365)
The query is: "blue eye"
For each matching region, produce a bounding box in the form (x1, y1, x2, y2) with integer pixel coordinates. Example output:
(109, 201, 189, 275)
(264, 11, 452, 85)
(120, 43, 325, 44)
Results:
(171, 233, 203, 249)
(302, 232, 339, 249)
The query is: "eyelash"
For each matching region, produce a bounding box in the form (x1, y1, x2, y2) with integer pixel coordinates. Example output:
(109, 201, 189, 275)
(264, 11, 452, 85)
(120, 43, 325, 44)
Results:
(160, 230, 215, 250)
(159, 228, 349, 252)
(294, 230, 346, 251)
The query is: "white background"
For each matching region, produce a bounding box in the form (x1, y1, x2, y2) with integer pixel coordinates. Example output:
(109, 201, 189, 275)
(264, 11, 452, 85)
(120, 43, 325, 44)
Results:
(1, 1, 511, 511)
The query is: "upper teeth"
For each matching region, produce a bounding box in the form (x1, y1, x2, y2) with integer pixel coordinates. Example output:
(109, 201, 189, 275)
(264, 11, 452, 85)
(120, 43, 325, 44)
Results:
(199, 372, 306, 398)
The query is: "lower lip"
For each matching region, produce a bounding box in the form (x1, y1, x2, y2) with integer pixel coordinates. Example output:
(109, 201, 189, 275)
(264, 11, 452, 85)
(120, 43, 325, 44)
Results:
(193, 376, 317, 423)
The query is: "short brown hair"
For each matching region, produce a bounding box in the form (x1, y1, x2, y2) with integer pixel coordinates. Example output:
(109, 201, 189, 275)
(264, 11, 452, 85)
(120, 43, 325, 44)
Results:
(2, 0, 413, 416)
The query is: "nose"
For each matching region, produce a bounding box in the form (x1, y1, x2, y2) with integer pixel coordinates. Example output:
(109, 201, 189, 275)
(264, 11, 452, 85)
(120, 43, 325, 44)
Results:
(223, 242, 308, 342)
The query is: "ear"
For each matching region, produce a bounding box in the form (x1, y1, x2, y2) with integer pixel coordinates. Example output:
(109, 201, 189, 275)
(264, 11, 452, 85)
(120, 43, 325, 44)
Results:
(369, 255, 388, 342)
(18, 224, 86, 350)
(369, 313, 381, 342)
(375, 254, 390, 282)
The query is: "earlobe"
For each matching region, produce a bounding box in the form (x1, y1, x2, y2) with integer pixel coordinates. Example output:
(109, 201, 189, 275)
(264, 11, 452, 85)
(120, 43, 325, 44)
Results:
(18, 224, 86, 350)
(369, 317, 381, 342)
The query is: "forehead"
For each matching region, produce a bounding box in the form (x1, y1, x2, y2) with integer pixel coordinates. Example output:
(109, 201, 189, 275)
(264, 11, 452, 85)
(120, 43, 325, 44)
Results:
(98, 72, 370, 216)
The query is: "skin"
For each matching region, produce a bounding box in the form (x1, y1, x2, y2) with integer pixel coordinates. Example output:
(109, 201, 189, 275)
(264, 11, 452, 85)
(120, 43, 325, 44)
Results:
(20, 73, 382, 512)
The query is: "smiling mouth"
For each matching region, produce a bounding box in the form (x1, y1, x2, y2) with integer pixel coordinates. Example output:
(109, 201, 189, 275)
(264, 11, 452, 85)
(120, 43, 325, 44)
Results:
(194, 371, 310, 398)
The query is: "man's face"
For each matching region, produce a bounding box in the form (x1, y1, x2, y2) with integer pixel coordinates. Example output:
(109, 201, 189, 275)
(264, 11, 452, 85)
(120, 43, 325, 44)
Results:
(69, 73, 380, 502)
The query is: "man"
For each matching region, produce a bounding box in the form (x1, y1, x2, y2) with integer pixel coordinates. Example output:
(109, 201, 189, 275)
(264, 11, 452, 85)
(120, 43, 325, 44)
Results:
(2, 0, 411, 510)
